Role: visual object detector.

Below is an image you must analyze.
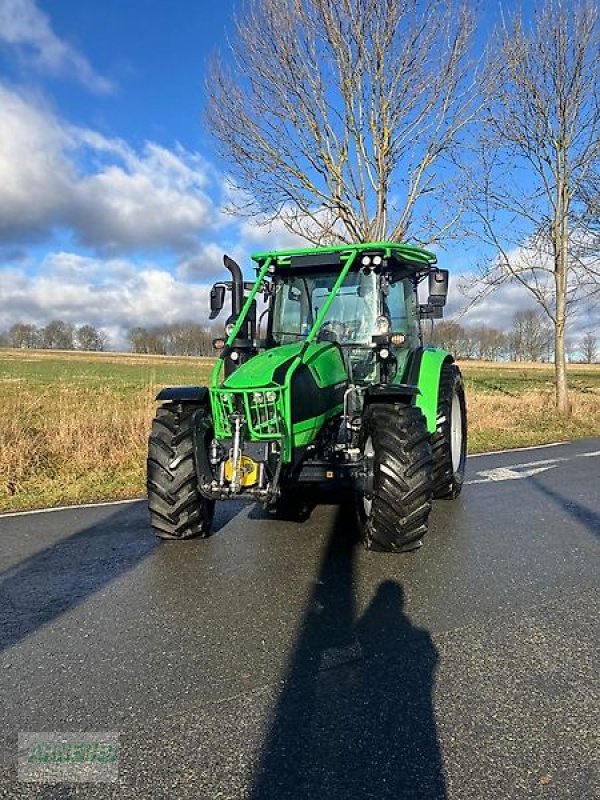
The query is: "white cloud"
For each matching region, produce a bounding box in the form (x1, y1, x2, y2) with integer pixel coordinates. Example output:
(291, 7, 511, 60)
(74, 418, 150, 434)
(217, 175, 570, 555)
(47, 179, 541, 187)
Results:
(0, 84, 217, 254)
(0, 86, 74, 241)
(0, 252, 212, 349)
(0, 0, 113, 93)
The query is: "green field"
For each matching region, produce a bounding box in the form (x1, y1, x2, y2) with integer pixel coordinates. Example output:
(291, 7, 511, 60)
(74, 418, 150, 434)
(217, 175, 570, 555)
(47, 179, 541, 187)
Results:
(1, 349, 599, 512)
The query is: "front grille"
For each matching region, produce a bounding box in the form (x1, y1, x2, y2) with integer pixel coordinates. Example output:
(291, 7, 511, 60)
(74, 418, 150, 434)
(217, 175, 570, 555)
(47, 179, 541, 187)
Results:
(211, 388, 284, 440)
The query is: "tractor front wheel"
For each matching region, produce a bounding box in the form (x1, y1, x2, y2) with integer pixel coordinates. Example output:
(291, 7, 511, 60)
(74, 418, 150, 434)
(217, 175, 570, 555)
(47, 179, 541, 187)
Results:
(147, 403, 215, 540)
(357, 404, 433, 552)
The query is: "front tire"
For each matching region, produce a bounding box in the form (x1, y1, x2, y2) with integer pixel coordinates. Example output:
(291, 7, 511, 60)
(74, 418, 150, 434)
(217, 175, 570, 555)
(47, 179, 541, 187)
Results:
(357, 404, 433, 552)
(147, 403, 215, 540)
(431, 362, 467, 499)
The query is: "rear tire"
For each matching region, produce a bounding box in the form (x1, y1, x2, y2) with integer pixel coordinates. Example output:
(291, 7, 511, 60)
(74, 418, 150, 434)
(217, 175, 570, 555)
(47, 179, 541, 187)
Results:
(431, 363, 467, 499)
(357, 404, 433, 552)
(147, 403, 215, 540)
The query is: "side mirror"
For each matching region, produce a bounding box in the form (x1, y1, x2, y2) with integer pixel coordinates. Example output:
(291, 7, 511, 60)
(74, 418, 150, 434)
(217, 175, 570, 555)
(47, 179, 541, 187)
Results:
(419, 304, 444, 320)
(428, 269, 449, 307)
(209, 284, 226, 319)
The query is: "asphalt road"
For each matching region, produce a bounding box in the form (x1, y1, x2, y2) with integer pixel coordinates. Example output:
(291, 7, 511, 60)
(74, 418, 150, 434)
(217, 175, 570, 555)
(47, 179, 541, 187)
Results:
(0, 439, 598, 799)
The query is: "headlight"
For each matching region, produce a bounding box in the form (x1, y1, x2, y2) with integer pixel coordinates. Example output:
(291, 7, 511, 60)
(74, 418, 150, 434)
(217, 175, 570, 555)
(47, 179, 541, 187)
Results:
(375, 315, 390, 334)
(361, 255, 372, 266)
(225, 322, 235, 335)
(265, 391, 277, 402)
(372, 255, 383, 266)
(379, 347, 390, 360)
(253, 392, 263, 402)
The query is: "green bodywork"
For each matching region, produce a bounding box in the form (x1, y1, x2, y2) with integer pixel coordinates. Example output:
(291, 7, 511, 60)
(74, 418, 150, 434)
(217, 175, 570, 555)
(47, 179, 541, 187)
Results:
(209, 241, 449, 460)
(399, 347, 453, 432)
(210, 341, 347, 460)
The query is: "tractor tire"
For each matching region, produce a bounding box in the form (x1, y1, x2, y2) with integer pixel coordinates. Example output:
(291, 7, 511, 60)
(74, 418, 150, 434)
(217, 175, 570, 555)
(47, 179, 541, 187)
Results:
(431, 362, 467, 499)
(147, 402, 215, 540)
(357, 404, 433, 552)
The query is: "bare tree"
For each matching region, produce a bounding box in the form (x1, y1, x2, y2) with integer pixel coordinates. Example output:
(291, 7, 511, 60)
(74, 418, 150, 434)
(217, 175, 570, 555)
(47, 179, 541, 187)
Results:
(208, 0, 477, 245)
(581, 331, 598, 363)
(7, 323, 39, 349)
(41, 320, 75, 350)
(465, 0, 600, 412)
(509, 309, 553, 363)
(76, 325, 107, 352)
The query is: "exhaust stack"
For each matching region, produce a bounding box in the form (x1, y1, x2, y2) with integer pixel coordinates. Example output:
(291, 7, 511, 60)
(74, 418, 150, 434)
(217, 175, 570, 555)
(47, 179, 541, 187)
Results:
(223, 255, 244, 316)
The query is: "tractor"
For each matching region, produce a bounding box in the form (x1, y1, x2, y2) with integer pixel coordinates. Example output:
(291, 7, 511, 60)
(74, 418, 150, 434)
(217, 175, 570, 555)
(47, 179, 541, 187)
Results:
(147, 242, 467, 552)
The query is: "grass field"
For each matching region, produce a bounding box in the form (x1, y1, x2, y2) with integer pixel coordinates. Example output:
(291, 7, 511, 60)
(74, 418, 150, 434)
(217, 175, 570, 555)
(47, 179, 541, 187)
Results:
(1, 348, 599, 512)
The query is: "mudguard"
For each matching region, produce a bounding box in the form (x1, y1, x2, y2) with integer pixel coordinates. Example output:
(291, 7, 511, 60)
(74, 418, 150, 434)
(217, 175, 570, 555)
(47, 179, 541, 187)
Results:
(155, 386, 209, 404)
(410, 347, 454, 433)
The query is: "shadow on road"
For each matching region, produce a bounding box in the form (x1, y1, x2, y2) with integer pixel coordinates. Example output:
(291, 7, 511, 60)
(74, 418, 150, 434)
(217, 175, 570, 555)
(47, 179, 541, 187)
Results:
(250, 505, 447, 800)
(0, 505, 157, 653)
(530, 477, 600, 538)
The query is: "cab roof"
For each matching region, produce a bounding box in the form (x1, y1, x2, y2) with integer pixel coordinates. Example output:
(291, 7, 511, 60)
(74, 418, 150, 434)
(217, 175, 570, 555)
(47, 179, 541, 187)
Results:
(251, 240, 437, 270)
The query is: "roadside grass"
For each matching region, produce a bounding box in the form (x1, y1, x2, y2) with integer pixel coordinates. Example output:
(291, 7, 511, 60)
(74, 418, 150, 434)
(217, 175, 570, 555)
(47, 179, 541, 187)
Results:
(457, 361, 600, 453)
(1, 349, 599, 512)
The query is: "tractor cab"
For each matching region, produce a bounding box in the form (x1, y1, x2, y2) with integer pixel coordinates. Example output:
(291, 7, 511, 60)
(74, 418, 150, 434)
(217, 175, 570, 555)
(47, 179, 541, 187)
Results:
(211, 243, 447, 386)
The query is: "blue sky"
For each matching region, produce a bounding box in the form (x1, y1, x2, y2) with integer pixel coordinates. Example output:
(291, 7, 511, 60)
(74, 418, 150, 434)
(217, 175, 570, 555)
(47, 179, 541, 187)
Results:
(0, 0, 595, 350)
(0, 0, 306, 346)
(0, 0, 234, 148)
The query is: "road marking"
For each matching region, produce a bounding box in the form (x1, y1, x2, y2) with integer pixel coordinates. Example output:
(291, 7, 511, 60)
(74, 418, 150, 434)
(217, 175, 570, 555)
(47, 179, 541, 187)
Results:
(0, 497, 144, 520)
(466, 450, 600, 486)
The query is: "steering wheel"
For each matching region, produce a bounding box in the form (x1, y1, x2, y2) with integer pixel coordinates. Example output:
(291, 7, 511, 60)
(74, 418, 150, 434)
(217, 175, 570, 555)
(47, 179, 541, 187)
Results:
(318, 320, 345, 342)
(342, 319, 363, 341)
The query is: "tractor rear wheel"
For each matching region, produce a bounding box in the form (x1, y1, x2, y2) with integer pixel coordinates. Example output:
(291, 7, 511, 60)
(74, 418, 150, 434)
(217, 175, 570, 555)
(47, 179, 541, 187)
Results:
(431, 362, 467, 499)
(147, 403, 215, 540)
(357, 404, 433, 552)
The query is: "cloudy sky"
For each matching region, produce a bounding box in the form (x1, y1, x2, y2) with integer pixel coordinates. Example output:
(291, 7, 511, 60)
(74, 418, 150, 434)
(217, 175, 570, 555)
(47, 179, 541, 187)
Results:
(0, 0, 596, 350)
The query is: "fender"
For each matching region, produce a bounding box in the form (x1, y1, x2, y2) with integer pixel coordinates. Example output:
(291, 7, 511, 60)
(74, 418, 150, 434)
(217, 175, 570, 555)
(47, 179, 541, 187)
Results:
(155, 386, 209, 404)
(409, 347, 453, 433)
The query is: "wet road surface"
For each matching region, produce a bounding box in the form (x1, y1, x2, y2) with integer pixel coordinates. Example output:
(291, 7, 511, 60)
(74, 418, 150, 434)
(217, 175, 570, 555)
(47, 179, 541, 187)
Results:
(0, 439, 598, 798)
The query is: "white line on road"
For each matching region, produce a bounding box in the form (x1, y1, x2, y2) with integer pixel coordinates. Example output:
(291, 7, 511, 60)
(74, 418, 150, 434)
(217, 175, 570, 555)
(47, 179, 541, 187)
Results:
(465, 449, 600, 485)
(0, 497, 144, 520)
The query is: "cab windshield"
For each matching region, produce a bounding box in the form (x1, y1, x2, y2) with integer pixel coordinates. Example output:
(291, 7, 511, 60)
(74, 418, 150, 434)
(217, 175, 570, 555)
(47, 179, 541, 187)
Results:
(270, 268, 378, 346)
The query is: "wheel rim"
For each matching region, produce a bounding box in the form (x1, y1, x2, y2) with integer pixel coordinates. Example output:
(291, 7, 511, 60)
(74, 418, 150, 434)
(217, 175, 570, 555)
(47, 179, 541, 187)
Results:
(363, 435, 375, 516)
(451, 390, 463, 473)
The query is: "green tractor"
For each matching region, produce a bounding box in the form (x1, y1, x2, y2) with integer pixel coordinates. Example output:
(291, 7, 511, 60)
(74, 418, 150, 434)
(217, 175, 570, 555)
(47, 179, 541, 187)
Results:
(147, 242, 467, 552)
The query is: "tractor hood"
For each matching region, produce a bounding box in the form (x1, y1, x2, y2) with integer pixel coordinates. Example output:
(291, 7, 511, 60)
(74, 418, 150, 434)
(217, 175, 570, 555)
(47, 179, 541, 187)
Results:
(221, 341, 343, 390)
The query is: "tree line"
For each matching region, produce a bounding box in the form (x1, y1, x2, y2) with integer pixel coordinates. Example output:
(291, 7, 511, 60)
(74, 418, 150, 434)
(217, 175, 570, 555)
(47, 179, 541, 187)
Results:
(425, 310, 597, 363)
(0, 321, 107, 351)
(128, 323, 216, 356)
(1, 314, 595, 362)
(0, 320, 217, 357)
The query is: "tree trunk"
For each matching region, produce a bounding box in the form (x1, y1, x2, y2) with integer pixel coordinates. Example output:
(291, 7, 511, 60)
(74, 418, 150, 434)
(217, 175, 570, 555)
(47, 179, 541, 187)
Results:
(554, 312, 569, 414)
(554, 240, 570, 414)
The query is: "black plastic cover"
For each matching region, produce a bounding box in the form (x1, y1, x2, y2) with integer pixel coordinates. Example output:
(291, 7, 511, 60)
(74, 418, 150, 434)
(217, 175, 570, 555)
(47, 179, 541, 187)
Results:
(155, 386, 209, 403)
